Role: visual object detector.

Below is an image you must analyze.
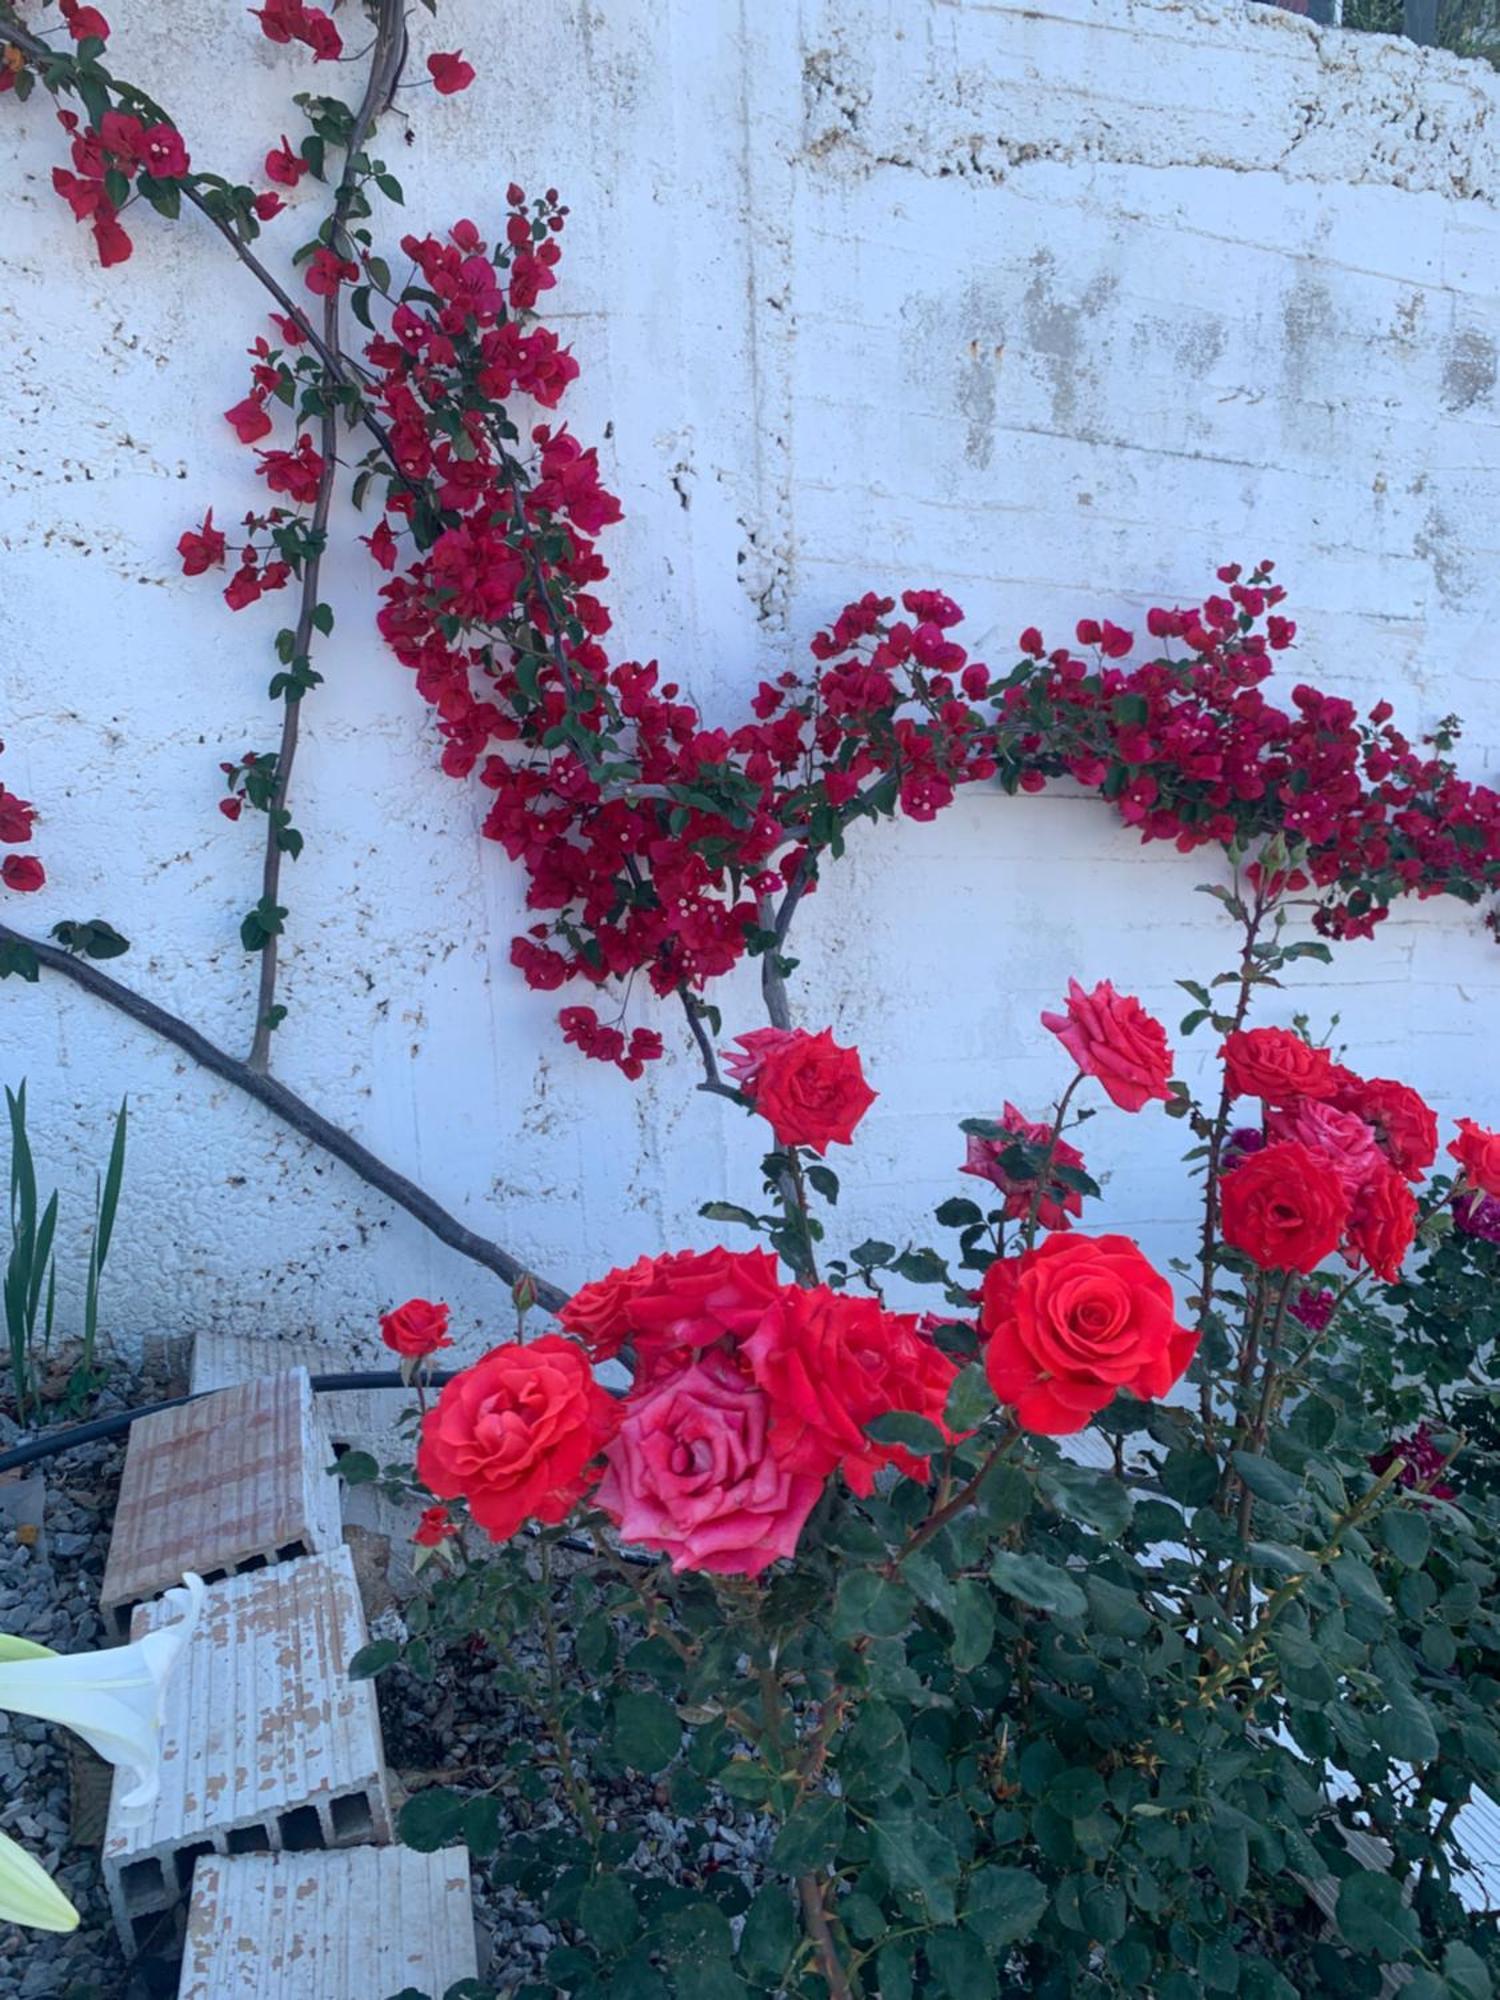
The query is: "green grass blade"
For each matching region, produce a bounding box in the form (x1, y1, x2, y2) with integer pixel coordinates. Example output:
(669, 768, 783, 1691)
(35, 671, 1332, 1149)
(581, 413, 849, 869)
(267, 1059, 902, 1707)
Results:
(94, 1097, 128, 1271)
(26, 1192, 58, 1335)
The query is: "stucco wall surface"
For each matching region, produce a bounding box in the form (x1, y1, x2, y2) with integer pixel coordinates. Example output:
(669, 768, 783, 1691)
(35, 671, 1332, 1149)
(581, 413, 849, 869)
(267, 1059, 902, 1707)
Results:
(4, 0, 1500, 1361)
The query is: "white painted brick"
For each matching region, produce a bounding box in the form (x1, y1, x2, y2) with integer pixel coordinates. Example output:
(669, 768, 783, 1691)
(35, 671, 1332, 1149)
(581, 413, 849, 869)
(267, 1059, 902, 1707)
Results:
(101, 1370, 344, 1637)
(177, 1847, 478, 2000)
(102, 1549, 392, 1952)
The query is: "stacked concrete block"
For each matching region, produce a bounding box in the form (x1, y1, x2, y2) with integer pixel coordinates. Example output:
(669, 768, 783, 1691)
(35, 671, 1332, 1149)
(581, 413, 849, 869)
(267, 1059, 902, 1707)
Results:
(102, 1547, 392, 1952)
(100, 1369, 344, 1638)
(189, 1334, 413, 1466)
(176, 1846, 479, 1999)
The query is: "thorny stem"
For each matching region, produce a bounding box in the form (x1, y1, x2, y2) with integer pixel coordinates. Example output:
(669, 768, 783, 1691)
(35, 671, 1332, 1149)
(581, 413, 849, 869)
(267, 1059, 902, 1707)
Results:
(886, 1426, 1021, 1574)
(677, 986, 745, 1107)
(248, 0, 408, 1067)
(1020, 1070, 1083, 1251)
(538, 1538, 601, 1845)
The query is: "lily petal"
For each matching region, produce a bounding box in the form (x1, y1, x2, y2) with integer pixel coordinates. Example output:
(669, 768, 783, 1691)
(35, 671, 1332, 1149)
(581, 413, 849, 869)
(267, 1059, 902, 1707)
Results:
(0, 1829, 79, 1933)
(0, 1574, 203, 1819)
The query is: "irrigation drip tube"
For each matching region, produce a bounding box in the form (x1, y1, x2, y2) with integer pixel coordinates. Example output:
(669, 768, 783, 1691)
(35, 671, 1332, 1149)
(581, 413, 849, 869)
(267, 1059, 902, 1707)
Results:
(0, 1371, 455, 1475)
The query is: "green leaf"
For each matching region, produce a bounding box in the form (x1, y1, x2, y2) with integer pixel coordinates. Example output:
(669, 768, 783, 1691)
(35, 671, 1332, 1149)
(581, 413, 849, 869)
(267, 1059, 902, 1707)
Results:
(850, 1239, 895, 1267)
(769, 1795, 845, 1873)
(1336, 1870, 1420, 1960)
(834, 1569, 915, 1640)
(1084, 1573, 1151, 1640)
(1046, 1767, 1107, 1820)
(1161, 1448, 1219, 1508)
(611, 1692, 681, 1774)
(944, 1363, 994, 1433)
(873, 1816, 960, 1924)
(866, 1410, 947, 1456)
(310, 601, 334, 636)
(577, 1874, 638, 1954)
(335, 1449, 378, 1486)
(397, 1787, 467, 1852)
(949, 1580, 996, 1671)
(1379, 1507, 1431, 1569)
(935, 1196, 983, 1229)
(698, 1201, 760, 1230)
(1042, 1461, 1134, 1537)
(737, 1884, 795, 1985)
(990, 1550, 1087, 1620)
(0, 939, 39, 983)
(347, 1637, 399, 1680)
(1370, 1672, 1439, 1764)
(655, 1899, 734, 1966)
(1444, 1941, 1494, 2000)
(1231, 1451, 1301, 1506)
(962, 1864, 1049, 1948)
(927, 1927, 997, 1999)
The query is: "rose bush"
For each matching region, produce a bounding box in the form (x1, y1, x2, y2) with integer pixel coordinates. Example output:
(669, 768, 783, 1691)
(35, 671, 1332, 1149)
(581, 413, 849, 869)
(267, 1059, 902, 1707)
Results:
(339, 872, 1500, 2000)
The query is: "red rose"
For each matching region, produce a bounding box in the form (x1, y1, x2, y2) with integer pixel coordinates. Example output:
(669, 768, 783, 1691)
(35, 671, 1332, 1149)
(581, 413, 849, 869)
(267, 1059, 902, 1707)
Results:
(1041, 979, 1173, 1113)
(1333, 1075, 1437, 1181)
(961, 1100, 1087, 1231)
(1, 856, 44, 894)
(1220, 1027, 1339, 1105)
(595, 1356, 821, 1577)
(379, 1296, 452, 1357)
(411, 1505, 455, 1548)
(981, 1232, 1196, 1435)
(1450, 1118, 1500, 1199)
(417, 1334, 617, 1542)
(1219, 1141, 1350, 1273)
(428, 50, 476, 94)
(723, 1027, 876, 1154)
(560, 1246, 781, 1381)
(743, 1285, 958, 1496)
(1345, 1162, 1417, 1283)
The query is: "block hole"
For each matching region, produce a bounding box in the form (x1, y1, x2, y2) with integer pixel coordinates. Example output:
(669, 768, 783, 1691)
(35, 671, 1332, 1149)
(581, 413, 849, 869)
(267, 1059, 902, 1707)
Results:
(226, 1823, 271, 1855)
(276, 1540, 308, 1561)
(236, 1553, 268, 1574)
(174, 1841, 215, 1893)
(278, 1805, 324, 1852)
(110, 1601, 138, 1640)
(329, 1791, 375, 1842)
(119, 1858, 166, 1913)
(131, 1911, 170, 1953)
(201, 1567, 228, 1586)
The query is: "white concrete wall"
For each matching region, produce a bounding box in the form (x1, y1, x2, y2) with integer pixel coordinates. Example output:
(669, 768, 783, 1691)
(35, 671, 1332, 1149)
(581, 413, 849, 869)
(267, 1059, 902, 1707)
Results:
(4, 0, 1500, 1365)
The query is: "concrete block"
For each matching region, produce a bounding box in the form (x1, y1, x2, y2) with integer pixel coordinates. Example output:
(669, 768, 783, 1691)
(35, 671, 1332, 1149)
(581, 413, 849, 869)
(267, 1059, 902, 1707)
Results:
(177, 1846, 478, 2000)
(102, 1548, 392, 1952)
(101, 1370, 344, 1637)
(190, 1333, 415, 1463)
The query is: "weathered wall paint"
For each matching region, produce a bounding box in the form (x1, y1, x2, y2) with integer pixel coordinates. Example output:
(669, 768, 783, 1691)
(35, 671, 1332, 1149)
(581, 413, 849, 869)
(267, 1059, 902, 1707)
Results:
(3, 0, 1500, 1363)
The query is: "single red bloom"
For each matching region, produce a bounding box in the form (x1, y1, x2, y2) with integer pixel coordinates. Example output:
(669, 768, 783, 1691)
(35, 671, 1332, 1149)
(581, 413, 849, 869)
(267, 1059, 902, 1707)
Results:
(141, 124, 189, 178)
(224, 396, 273, 445)
(61, 0, 110, 40)
(1, 856, 45, 894)
(264, 138, 307, 188)
(427, 50, 476, 94)
(223, 563, 263, 611)
(91, 211, 133, 267)
(253, 190, 285, 221)
(178, 509, 227, 577)
(304, 245, 357, 297)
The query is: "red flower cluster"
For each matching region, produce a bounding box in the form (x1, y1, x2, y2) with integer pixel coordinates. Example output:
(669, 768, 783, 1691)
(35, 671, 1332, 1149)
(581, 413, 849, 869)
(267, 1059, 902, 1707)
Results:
(427, 51, 476, 95)
(0, 742, 42, 895)
(962, 1102, 1088, 1232)
(417, 1245, 962, 1577)
(1217, 1029, 1433, 1283)
(49, 105, 188, 266)
(251, 0, 342, 61)
(723, 1027, 876, 1153)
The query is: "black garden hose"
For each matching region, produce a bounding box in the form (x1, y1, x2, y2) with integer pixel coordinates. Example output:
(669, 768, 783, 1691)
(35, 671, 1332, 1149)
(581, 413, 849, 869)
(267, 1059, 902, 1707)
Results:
(0, 1371, 454, 1475)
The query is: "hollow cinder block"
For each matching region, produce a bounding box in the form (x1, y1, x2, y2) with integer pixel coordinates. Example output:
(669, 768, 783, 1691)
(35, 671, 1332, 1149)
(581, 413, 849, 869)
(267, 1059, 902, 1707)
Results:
(176, 1845, 478, 1999)
(190, 1332, 414, 1462)
(101, 1368, 344, 1637)
(102, 1548, 392, 1952)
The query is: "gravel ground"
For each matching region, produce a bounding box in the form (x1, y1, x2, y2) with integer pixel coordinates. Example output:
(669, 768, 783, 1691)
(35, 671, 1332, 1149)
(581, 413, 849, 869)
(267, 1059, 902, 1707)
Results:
(373, 1561, 776, 1998)
(0, 1372, 174, 2000)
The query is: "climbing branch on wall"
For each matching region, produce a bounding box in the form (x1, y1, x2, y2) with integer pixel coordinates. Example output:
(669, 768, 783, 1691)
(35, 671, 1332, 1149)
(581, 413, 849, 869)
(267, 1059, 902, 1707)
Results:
(0, 920, 565, 1312)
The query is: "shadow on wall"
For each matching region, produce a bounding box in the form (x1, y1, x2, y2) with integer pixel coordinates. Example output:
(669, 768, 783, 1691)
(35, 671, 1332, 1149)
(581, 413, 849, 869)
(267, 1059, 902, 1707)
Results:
(1254, 0, 1500, 63)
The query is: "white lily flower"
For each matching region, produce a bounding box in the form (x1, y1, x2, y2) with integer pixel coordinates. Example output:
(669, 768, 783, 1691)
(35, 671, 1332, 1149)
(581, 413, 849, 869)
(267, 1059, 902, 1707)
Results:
(0, 1573, 203, 1821)
(0, 1827, 79, 1933)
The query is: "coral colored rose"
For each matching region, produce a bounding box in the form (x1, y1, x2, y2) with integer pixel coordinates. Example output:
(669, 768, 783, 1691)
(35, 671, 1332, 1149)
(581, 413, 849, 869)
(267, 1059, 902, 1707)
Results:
(980, 1232, 1196, 1435)
(724, 1028, 876, 1155)
(1333, 1075, 1437, 1181)
(417, 1334, 617, 1542)
(1449, 1118, 1500, 1200)
(742, 1285, 958, 1496)
(1265, 1098, 1382, 1199)
(1345, 1162, 1417, 1283)
(961, 1102, 1088, 1232)
(1220, 1027, 1340, 1105)
(428, 50, 476, 94)
(1219, 1141, 1350, 1273)
(379, 1296, 452, 1357)
(560, 1246, 782, 1380)
(595, 1357, 822, 1577)
(412, 1505, 456, 1547)
(1, 856, 44, 894)
(1041, 979, 1173, 1113)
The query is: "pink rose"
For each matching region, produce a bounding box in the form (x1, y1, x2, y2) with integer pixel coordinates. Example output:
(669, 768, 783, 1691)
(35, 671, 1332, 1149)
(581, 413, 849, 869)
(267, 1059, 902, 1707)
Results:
(1041, 979, 1173, 1113)
(595, 1357, 823, 1577)
(1265, 1099, 1383, 1198)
